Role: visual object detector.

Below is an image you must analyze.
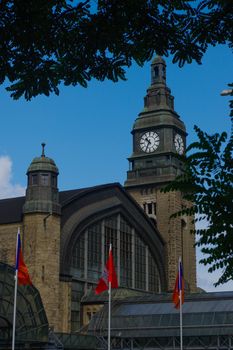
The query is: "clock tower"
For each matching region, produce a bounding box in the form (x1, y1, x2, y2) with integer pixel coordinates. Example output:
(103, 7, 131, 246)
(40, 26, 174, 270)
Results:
(125, 56, 196, 292)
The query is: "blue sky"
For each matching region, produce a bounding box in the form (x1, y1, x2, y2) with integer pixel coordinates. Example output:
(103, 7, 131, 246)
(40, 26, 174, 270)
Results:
(0, 44, 232, 292)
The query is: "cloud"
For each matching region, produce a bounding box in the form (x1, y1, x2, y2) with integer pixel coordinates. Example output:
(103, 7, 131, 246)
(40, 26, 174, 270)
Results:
(0, 156, 25, 199)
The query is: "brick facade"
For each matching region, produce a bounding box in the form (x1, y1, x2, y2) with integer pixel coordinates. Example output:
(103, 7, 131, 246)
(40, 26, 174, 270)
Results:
(22, 213, 61, 331)
(126, 187, 196, 292)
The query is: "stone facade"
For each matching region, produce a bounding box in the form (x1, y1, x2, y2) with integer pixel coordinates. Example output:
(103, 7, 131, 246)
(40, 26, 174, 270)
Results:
(0, 217, 72, 332)
(0, 223, 22, 266)
(126, 187, 196, 292)
(58, 280, 72, 332)
(23, 213, 61, 331)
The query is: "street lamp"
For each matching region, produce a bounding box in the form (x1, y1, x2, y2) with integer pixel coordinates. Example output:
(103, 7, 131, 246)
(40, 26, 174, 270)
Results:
(220, 89, 233, 96)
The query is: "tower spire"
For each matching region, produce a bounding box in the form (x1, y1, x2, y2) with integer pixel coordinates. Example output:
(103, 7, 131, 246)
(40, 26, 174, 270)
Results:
(143, 56, 174, 112)
(151, 55, 166, 85)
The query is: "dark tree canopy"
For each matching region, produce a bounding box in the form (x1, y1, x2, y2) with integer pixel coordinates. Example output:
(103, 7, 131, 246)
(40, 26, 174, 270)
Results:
(0, 0, 232, 100)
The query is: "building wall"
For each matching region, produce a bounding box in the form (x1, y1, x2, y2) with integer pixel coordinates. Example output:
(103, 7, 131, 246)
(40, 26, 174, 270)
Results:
(59, 280, 72, 333)
(0, 217, 72, 333)
(0, 223, 23, 266)
(23, 213, 63, 332)
(181, 199, 196, 292)
(126, 187, 196, 292)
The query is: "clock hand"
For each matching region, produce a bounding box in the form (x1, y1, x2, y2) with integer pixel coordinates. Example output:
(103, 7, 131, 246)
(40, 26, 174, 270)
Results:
(145, 138, 151, 151)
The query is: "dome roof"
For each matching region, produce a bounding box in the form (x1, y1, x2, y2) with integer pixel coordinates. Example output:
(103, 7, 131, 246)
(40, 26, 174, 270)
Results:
(26, 143, 59, 174)
(27, 156, 59, 174)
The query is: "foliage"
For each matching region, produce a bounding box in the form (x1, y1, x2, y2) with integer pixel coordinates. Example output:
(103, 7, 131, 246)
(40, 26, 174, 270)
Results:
(0, 0, 232, 100)
(163, 91, 233, 286)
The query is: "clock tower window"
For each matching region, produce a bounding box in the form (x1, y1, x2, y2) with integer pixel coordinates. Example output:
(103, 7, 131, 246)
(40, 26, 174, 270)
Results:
(154, 66, 159, 80)
(148, 203, 153, 215)
(143, 202, 156, 217)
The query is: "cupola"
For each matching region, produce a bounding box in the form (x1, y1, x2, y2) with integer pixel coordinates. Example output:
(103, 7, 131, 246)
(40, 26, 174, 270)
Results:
(23, 143, 61, 215)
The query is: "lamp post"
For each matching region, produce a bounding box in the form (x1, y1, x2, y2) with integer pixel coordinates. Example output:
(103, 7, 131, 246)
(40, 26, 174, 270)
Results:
(220, 89, 233, 96)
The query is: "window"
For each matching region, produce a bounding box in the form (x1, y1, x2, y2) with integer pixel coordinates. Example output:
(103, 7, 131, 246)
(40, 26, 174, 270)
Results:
(143, 202, 156, 216)
(147, 203, 153, 215)
(135, 235, 146, 290)
(70, 214, 161, 329)
(154, 66, 159, 79)
(120, 218, 132, 288)
(41, 174, 49, 186)
(104, 216, 118, 264)
(83, 306, 100, 326)
(87, 223, 102, 280)
(51, 175, 57, 187)
(72, 234, 85, 278)
(71, 214, 160, 293)
(31, 174, 38, 185)
(148, 252, 160, 292)
(87, 312, 92, 322)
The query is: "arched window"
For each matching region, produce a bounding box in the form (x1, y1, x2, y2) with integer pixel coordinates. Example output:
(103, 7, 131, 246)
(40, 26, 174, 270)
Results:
(70, 213, 161, 331)
(143, 201, 157, 221)
(71, 214, 160, 292)
(154, 66, 159, 80)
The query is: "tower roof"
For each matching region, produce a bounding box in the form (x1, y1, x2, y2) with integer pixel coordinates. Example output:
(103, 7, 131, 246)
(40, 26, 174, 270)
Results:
(27, 156, 59, 173)
(27, 143, 59, 174)
(151, 55, 166, 65)
(131, 56, 185, 132)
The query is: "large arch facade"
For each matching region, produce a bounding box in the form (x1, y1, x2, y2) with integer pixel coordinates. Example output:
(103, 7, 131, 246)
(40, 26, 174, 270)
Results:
(59, 184, 167, 331)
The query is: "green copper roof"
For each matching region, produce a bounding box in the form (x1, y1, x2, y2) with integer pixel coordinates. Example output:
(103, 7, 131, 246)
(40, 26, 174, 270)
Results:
(26, 143, 59, 174)
(27, 156, 59, 174)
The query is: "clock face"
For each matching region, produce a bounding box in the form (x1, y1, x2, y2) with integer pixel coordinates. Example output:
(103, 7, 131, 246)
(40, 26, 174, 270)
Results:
(140, 131, 160, 153)
(174, 134, 184, 155)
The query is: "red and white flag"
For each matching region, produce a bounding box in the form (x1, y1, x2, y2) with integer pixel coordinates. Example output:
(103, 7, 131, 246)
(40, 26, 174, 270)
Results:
(15, 230, 32, 286)
(95, 245, 118, 294)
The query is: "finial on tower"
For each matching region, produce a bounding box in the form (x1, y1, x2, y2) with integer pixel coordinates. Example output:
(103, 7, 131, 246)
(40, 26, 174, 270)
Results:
(41, 143, 46, 157)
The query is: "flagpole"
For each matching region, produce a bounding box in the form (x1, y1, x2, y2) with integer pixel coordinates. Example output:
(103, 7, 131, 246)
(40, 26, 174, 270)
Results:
(12, 229, 19, 350)
(179, 287, 183, 350)
(179, 257, 183, 350)
(108, 244, 112, 350)
(108, 279, 111, 350)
